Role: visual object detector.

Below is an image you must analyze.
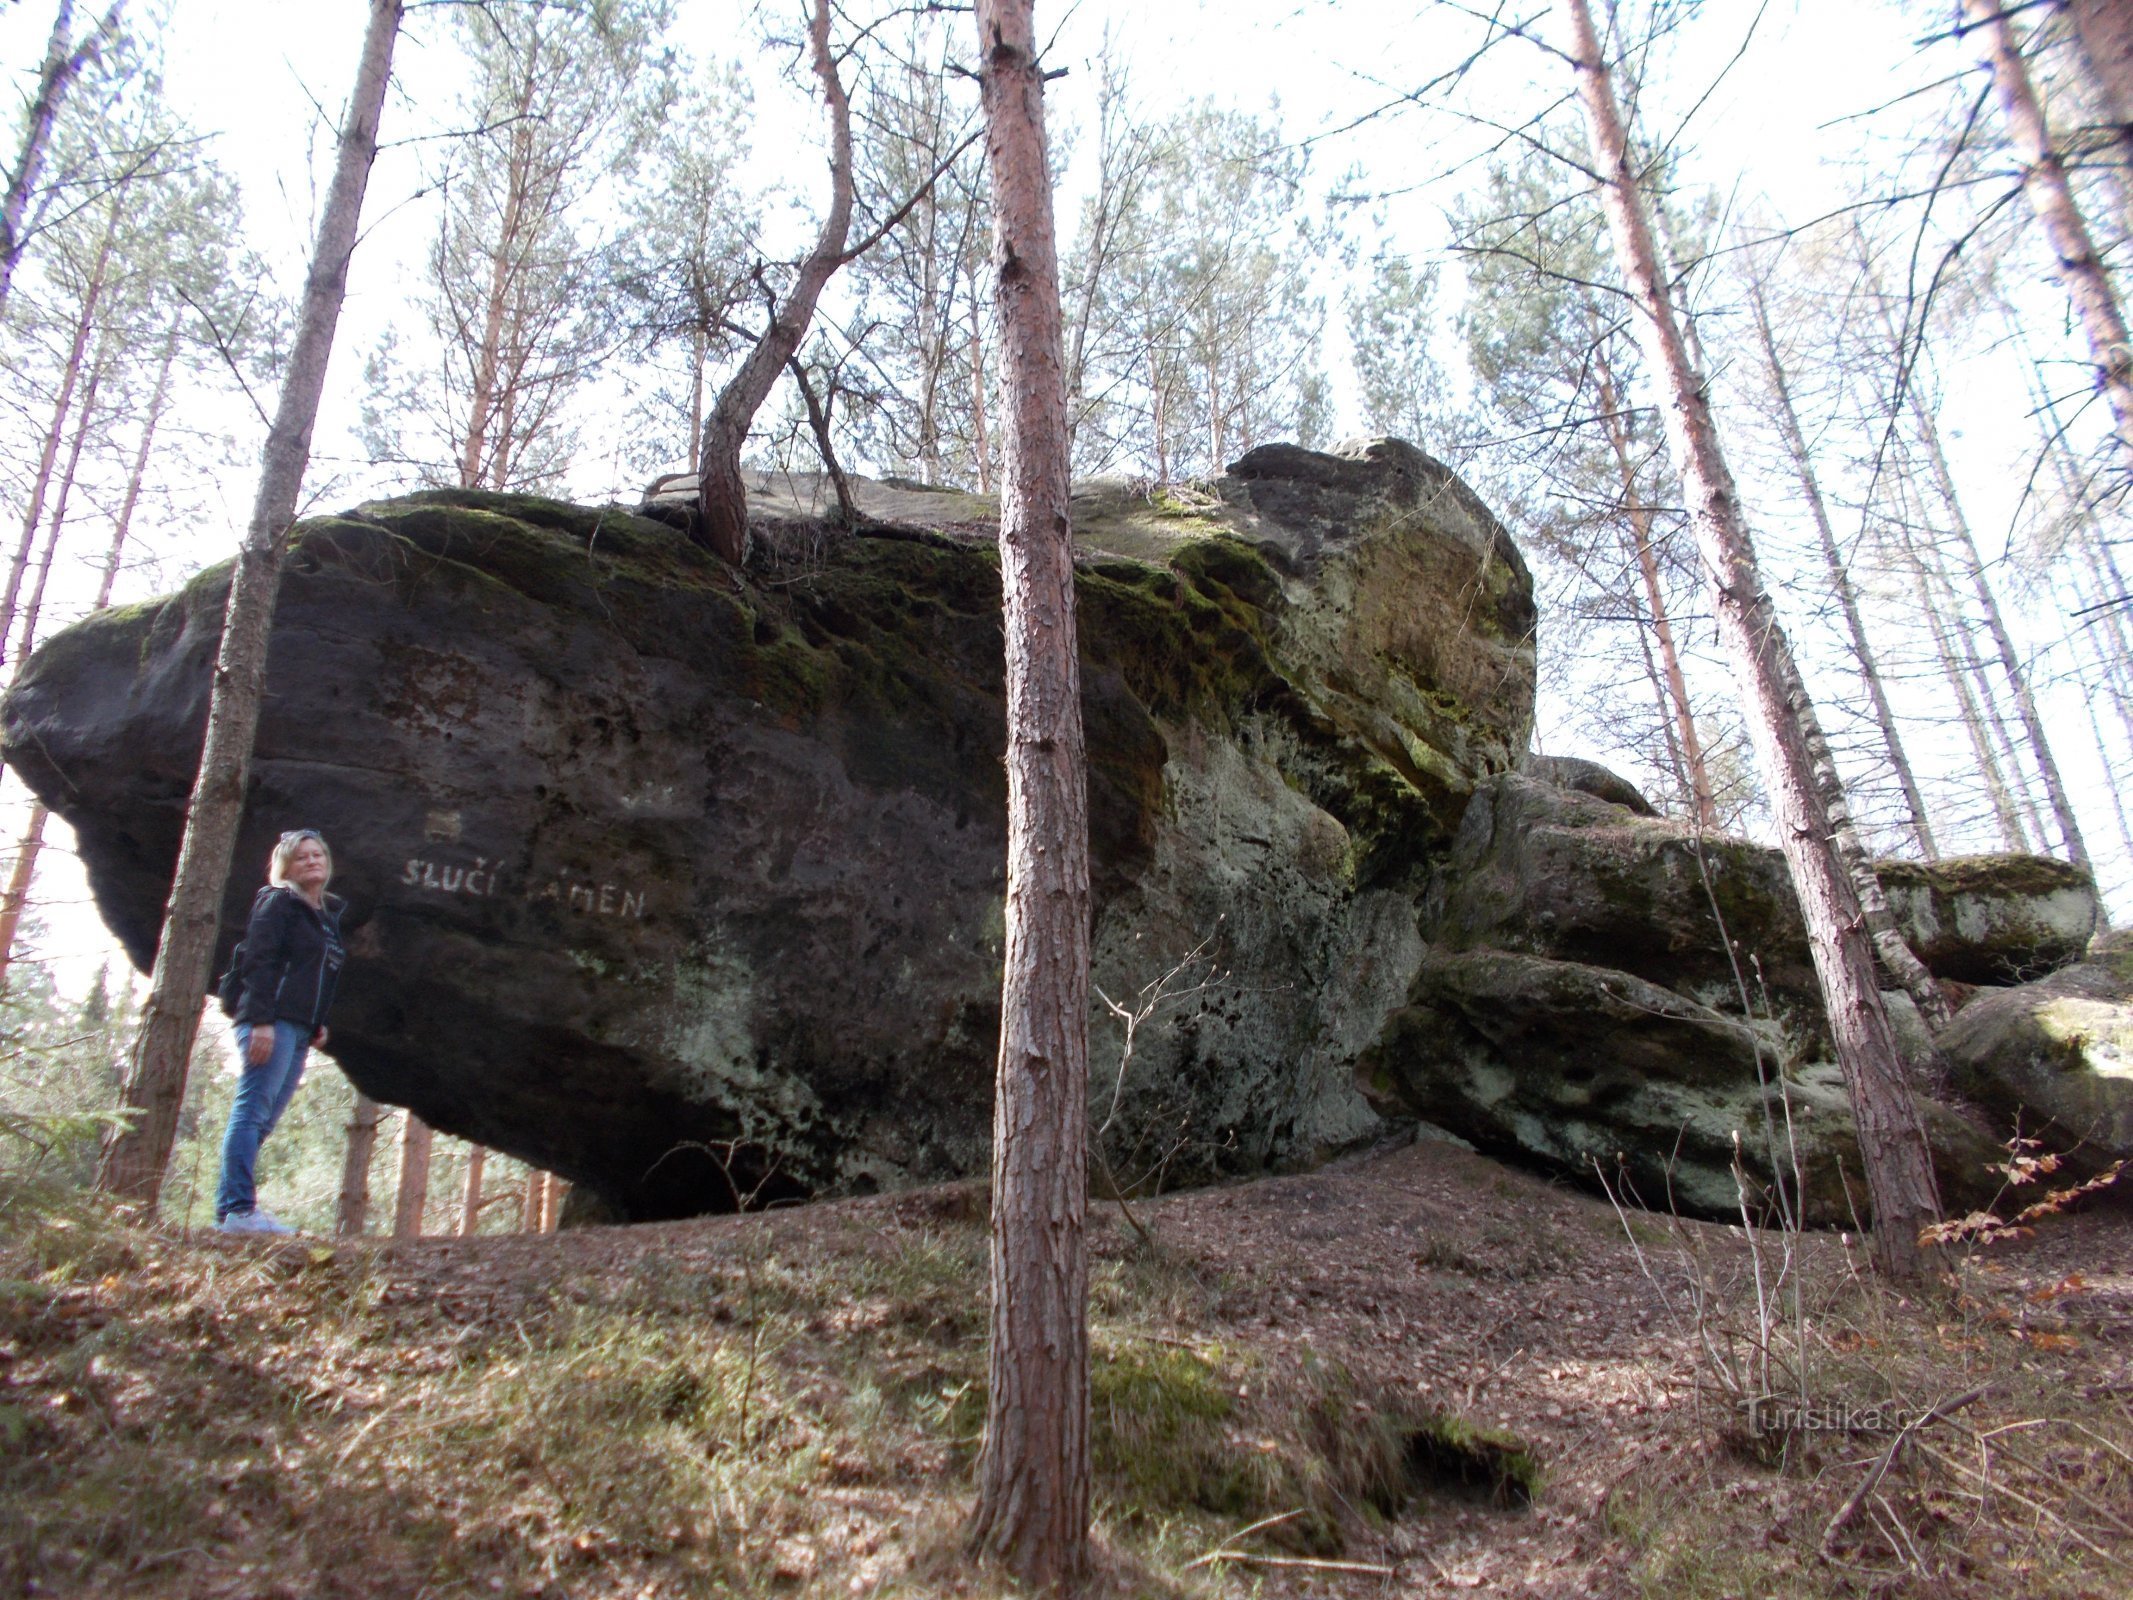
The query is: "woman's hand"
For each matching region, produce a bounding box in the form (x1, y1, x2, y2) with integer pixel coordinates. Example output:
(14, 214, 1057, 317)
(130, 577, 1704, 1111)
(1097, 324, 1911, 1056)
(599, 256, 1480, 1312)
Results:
(313, 1026, 329, 1048)
(246, 1027, 275, 1067)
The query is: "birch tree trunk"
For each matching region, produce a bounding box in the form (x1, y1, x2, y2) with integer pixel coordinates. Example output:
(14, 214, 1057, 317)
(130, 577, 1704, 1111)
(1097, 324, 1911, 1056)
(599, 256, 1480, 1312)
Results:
(695, 0, 852, 564)
(1562, 0, 1941, 1274)
(965, 0, 1091, 1583)
(1965, 0, 2133, 473)
(393, 1114, 432, 1238)
(337, 1094, 382, 1237)
(1744, 276, 1937, 860)
(96, 0, 402, 1207)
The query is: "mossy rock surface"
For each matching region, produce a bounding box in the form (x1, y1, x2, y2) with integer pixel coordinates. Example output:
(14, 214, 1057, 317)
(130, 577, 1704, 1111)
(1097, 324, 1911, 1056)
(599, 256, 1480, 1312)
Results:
(2, 445, 1534, 1219)
(1941, 950, 2133, 1163)
(1357, 946, 2002, 1225)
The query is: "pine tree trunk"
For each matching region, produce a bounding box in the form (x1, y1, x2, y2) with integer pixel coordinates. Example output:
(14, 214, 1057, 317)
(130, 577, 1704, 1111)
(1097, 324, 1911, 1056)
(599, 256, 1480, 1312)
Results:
(96, 0, 402, 1208)
(457, 50, 542, 489)
(695, 0, 851, 563)
(337, 1094, 381, 1237)
(458, 1143, 487, 1236)
(1, 210, 112, 660)
(1747, 277, 1937, 860)
(0, 804, 49, 988)
(2066, 0, 2133, 196)
(1903, 531, 2029, 850)
(1563, 0, 1940, 1275)
(98, 315, 180, 610)
(523, 1169, 545, 1231)
(965, 0, 1092, 1583)
(0, 2, 119, 316)
(11, 346, 106, 669)
(1591, 349, 1717, 827)
(393, 1113, 432, 1238)
(1965, 0, 2133, 472)
(971, 324, 994, 493)
(1908, 392, 2096, 883)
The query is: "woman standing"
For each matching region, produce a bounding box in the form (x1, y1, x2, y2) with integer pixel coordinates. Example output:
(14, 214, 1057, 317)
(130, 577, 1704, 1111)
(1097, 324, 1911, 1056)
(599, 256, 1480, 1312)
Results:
(215, 829, 346, 1235)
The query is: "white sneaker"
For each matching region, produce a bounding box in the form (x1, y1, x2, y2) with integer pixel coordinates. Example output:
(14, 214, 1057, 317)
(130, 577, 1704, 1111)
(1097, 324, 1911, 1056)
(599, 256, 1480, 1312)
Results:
(218, 1208, 295, 1236)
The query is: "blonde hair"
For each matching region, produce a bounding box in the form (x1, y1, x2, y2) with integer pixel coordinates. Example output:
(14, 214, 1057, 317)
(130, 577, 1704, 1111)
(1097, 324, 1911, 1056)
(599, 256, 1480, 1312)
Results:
(268, 829, 332, 888)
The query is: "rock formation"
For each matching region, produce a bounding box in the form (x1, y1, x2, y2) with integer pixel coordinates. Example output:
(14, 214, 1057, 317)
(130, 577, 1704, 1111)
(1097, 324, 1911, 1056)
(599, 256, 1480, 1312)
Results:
(3, 439, 2100, 1224)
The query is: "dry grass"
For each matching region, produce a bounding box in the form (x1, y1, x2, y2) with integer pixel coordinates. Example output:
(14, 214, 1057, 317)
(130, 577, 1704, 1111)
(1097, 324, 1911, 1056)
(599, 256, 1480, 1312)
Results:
(1, 1140, 2127, 1598)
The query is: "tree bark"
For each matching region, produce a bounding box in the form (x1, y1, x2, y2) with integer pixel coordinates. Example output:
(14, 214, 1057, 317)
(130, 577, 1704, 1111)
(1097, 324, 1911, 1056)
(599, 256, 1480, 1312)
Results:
(393, 1113, 432, 1238)
(1746, 274, 1938, 861)
(1965, 0, 2133, 474)
(1590, 347, 1717, 828)
(458, 1143, 487, 1237)
(695, 0, 852, 563)
(0, 2, 123, 316)
(2066, 0, 2133, 174)
(1562, 0, 1941, 1275)
(337, 1094, 382, 1237)
(96, 0, 402, 1208)
(0, 805, 49, 988)
(1907, 386, 2096, 885)
(523, 1168, 545, 1231)
(965, 0, 1091, 1585)
(1, 208, 113, 662)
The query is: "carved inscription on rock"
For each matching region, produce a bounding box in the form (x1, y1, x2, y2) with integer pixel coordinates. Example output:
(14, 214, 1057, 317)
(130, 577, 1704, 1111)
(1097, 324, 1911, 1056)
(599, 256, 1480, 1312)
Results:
(400, 852, 650, 920)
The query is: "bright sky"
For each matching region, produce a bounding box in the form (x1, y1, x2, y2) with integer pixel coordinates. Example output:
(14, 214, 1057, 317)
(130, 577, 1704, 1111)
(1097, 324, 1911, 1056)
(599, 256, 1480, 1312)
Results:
(3, 0, 2125, 995)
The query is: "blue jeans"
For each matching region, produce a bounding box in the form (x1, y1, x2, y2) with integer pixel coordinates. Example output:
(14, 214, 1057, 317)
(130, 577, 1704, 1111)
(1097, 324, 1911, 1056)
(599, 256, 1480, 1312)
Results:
(215, 1021, 311, 1221)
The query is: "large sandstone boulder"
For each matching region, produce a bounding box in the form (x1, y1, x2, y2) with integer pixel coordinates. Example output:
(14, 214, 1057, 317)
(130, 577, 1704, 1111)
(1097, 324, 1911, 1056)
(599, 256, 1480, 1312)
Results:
(1875, 856, 2099, 986)
(1428, 770, 2100, 1022)
(1356, 947, 2002, 1223)
(1940, 931, 2133, 1163)
(4, 440, 1535, 1219)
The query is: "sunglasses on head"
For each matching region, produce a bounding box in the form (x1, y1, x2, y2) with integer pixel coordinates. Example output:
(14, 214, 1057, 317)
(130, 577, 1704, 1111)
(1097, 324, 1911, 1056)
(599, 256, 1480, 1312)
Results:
(281, 829, 324, 845)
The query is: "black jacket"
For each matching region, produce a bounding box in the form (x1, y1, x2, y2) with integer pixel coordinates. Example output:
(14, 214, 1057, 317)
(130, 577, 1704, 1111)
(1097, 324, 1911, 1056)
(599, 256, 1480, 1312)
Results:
(234, 886, 346, 1030)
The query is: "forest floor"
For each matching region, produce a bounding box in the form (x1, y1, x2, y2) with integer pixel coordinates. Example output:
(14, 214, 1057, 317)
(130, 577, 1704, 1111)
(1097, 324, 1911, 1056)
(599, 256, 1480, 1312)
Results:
(1, 1134, 2129, 1599)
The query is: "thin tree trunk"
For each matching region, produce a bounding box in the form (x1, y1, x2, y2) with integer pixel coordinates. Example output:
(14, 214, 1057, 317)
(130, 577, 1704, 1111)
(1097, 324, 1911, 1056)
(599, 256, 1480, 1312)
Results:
(1563, 0, 1940, 1275)
(1965, 0, 2133, 474)
(1591, 348, 1717, 828)
(393, 1113, 432, 1238)
(523, 1168, 545, 1231)
(970, 322, 994, 492)
(966, 0, 1091, 1583)
(337, 1094, 382, 1237)
(696, 0, 852, 563)
(458, 1143, 486, 1237)
(540, 1172, 564, 1232)
(96, 0, 402, 1208)
(0, 322, 174, 987)
(458, 50, 541, 489)
(1747, 277, 1937, 859)
(787, 352, 858, 525)
(0, 805, 49, 988)
(1900, 525, 2029, 850)
(2086, 692, 2133, 860)
(1, 209, 112, 658)
(11, 346, 106, 669)
(1907, 393, 2095, 882)
(0, 2, 122, 316)
(2066, 0, 2133, 193)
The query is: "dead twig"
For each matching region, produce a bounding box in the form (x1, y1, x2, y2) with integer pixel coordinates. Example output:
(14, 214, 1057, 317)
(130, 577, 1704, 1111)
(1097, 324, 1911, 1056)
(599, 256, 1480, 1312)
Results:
(1820, 1384, 1987, 1557)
